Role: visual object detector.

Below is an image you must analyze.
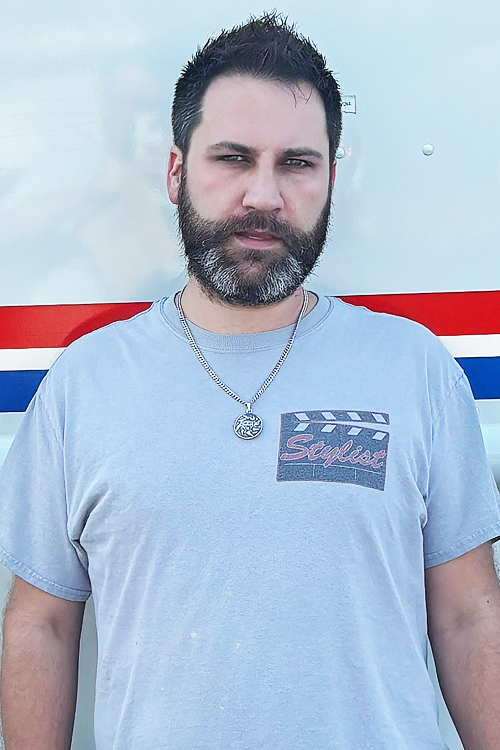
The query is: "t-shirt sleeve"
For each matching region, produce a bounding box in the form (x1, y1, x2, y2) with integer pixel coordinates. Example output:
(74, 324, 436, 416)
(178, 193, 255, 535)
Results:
(0, 387, 91, 601)
(423, 372, 500, 568)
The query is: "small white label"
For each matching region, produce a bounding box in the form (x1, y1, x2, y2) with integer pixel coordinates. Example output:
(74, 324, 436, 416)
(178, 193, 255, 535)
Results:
(341, 96, 356, 114)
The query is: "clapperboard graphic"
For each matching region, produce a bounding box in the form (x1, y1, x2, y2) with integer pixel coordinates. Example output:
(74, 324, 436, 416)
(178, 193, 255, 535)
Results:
(277, 410, 390, 491)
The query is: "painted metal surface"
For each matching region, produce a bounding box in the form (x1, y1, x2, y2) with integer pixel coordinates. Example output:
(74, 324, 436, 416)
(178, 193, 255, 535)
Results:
(1, 1, 499, 303)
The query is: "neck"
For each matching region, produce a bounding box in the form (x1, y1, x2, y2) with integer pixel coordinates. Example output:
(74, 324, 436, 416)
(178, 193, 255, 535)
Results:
(179, 279, 316, 333)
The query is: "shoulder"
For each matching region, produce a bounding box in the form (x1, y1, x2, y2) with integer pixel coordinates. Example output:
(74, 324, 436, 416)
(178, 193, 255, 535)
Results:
(327, 295, 465, 413)
(35, 301, 164, 409)
(331, 295, 438, 340)
(328, 295, 456, 361)
(50, 301, 160, 371)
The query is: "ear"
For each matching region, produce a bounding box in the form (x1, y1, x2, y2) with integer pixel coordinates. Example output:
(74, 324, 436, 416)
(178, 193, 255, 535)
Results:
(330, 161, 337, 187)
(167, 145, 183, 204)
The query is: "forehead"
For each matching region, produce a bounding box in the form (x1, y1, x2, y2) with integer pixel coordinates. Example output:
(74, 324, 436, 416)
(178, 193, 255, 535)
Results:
(189, 74, 328, 154)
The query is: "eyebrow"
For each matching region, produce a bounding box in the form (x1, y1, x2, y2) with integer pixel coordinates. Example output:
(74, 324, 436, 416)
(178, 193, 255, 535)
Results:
(282, 147, 324, 161)
(207, 141, 256, 156)
(207, 141, 324, 160)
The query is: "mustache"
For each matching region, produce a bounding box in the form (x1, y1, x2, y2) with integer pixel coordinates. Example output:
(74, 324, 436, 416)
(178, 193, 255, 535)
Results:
(182, 210, 304, 249)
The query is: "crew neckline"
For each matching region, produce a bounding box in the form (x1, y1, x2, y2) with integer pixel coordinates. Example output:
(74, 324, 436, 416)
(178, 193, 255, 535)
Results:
(158, 292, 335, 353)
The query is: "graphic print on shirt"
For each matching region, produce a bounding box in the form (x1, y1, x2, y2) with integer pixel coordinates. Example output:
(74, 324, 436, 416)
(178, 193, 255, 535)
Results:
(277, 410, 390, 491)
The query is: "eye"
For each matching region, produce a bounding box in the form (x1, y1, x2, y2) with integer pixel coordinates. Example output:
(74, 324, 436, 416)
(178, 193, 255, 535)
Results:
(218, 154, 248, 163)
(283, 158, 312, 169)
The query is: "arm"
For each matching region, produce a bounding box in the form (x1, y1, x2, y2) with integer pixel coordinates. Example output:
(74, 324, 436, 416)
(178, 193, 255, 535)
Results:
(425, 541, 500, 750)
(1, 576, 85, 750)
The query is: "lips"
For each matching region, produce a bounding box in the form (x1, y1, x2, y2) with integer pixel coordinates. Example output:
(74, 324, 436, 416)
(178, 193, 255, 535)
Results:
(234, 230, 279, 241)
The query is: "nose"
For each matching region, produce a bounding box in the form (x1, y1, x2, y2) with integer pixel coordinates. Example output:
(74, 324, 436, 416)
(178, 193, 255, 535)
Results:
(242, 165, 285, 213)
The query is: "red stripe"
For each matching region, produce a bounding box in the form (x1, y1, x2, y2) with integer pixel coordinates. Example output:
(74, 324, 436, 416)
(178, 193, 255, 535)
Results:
(0, 291, 499, 348)
(339, 291, 500, 336)
(0, 302, 151, 348)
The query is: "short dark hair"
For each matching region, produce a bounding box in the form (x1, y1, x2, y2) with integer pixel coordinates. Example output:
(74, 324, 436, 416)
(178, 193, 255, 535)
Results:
(172, 12, 342, 165)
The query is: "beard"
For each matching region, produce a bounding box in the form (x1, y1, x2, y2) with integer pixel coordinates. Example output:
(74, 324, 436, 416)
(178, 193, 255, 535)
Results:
(177, 171, 332, 307)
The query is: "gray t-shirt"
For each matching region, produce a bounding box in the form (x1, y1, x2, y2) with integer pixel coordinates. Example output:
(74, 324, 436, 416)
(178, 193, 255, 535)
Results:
(1, 294, 499, 749)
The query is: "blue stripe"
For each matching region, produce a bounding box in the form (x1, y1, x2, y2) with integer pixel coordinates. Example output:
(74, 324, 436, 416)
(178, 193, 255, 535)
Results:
(0, 371, 47, 412)
(456, 357, 500, 400)
(0, 358, 499, 412)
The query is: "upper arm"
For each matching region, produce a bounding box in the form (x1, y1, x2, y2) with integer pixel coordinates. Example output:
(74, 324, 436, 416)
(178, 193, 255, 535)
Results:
(4, 575, 85, 639)
(425, 542, 500, 638)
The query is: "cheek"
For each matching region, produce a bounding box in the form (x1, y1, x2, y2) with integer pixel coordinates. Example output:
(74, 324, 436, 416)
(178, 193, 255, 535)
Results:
(196, 191, 239, 221)
(286, 183, 329, 229)
(188, 175, 244, 220)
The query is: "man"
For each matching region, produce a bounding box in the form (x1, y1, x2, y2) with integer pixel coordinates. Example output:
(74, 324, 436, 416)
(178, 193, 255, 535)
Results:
(1, 13, 500, 750)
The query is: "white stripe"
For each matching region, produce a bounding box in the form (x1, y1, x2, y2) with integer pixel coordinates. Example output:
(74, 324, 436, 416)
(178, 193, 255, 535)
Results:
(439, 334, 500, 358)
(373, 413, 387, 423)
(294, 423, 310, 432)
(294, 413, 309, 421)
(348, 427, 362, 436)
(1, 335, 497, 373)
(321, 424, 336, 433)
(347, 412, 361, 420)
(0, 348, 64, 371)
(373, 432, 387, 441)
(322, 411, 335, 420)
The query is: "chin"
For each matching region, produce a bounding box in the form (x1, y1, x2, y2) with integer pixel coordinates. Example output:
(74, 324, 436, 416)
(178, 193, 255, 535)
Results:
(186, 242, 314, 307)
(201, 273, 304, 308)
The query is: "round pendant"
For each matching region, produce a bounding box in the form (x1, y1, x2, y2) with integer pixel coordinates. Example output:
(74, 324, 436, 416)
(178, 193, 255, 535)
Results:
(234, 411, 263, 440)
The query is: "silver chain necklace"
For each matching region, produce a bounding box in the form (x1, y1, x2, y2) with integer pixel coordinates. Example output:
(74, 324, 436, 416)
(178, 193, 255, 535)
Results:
(175, 288, 309, 440)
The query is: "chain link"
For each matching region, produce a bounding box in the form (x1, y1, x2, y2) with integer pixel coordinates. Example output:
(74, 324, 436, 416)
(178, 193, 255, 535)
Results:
(175, 288, 309, 410)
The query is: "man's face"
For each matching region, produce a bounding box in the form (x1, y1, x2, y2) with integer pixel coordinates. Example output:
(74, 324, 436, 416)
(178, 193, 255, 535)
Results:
(168, 75, 334, 306)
